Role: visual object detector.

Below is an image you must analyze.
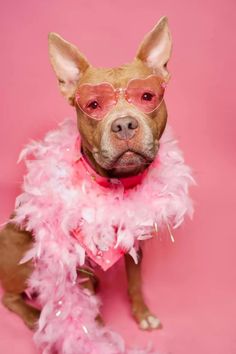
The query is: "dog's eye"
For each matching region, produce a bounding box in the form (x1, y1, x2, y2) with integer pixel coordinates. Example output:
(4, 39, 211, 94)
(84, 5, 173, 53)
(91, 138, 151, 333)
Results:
(141, 92, 154, 101)
(87, 101, 100, 110)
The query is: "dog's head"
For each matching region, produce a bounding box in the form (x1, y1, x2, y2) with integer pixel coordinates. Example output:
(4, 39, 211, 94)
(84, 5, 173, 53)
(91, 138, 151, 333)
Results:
(48, 17, 172, 178)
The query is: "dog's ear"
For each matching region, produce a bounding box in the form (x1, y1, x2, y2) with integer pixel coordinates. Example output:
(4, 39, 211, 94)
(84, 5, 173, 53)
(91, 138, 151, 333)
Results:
(48, 32, 90, 105)
(136, 17, 172, 80)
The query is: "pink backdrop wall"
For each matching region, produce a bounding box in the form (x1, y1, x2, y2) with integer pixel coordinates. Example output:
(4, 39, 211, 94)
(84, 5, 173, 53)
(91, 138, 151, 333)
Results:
(0, 1, 235, 353)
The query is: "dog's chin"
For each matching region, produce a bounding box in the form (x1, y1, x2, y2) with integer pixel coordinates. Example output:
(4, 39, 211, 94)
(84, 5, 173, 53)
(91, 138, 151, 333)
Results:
(108, 151, 152, 178)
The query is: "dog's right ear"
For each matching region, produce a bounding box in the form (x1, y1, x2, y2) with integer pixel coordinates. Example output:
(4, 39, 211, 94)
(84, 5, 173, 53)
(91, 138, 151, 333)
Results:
(48, 32, 90, 105)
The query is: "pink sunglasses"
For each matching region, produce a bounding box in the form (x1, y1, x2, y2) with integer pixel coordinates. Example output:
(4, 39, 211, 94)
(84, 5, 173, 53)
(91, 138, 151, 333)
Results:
(75, 75, 167, 120)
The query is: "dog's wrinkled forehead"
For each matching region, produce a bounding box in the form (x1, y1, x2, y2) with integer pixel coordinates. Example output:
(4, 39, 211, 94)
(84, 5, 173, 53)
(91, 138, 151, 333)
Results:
(77, 60, 153, 88)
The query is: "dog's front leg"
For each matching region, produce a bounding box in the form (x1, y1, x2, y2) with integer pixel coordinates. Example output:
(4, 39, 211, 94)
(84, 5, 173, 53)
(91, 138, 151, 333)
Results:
(125, 249, 162, 330)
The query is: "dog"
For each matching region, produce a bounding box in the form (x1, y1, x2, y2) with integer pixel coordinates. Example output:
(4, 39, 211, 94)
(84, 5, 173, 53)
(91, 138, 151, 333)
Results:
(0, 16, 172, 332)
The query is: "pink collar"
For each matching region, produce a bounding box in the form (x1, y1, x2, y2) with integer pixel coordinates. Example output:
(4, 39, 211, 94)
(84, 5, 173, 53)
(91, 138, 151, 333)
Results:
(74, 136, 150, 189)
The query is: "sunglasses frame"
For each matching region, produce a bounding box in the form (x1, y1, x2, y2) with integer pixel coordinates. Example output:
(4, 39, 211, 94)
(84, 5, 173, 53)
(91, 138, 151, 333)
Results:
(75, 74, 168, 120)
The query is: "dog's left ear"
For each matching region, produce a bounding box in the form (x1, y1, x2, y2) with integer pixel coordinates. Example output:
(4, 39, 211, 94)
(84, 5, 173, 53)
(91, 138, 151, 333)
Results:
(48, 32, 90, 105)
(136, 16, 172, 80)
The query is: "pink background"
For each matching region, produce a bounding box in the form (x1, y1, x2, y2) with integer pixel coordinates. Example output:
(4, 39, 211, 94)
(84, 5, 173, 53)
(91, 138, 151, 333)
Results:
(0, 0, 236, 353)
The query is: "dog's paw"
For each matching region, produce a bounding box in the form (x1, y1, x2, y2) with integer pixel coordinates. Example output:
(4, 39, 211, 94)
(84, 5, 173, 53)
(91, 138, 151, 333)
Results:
(139, 314, 162, 330)
(131, 301, 163, 330)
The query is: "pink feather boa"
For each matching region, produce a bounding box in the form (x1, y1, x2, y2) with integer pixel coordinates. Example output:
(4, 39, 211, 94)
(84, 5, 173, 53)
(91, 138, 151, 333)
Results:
(11, 118, 195, 354)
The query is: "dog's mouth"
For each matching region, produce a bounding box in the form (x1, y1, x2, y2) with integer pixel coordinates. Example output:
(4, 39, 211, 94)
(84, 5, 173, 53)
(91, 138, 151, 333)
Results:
(113, 150, 148, 167)
(92, 140, 159, 178)
(107, 149, 154, 177)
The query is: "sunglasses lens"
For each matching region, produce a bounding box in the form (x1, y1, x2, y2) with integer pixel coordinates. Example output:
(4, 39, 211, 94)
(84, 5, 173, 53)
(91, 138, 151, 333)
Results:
(75, 76, 166, 120)
(75, 83, 116, 119)
(126, 76, 165, 113)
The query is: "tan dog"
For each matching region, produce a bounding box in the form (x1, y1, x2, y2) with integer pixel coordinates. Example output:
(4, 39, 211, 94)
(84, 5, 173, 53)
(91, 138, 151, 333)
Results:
(0, 16, 172, 331)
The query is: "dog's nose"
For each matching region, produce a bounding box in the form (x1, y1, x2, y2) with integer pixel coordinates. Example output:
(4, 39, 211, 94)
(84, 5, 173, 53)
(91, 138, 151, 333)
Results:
(111, 116, 139, 140)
